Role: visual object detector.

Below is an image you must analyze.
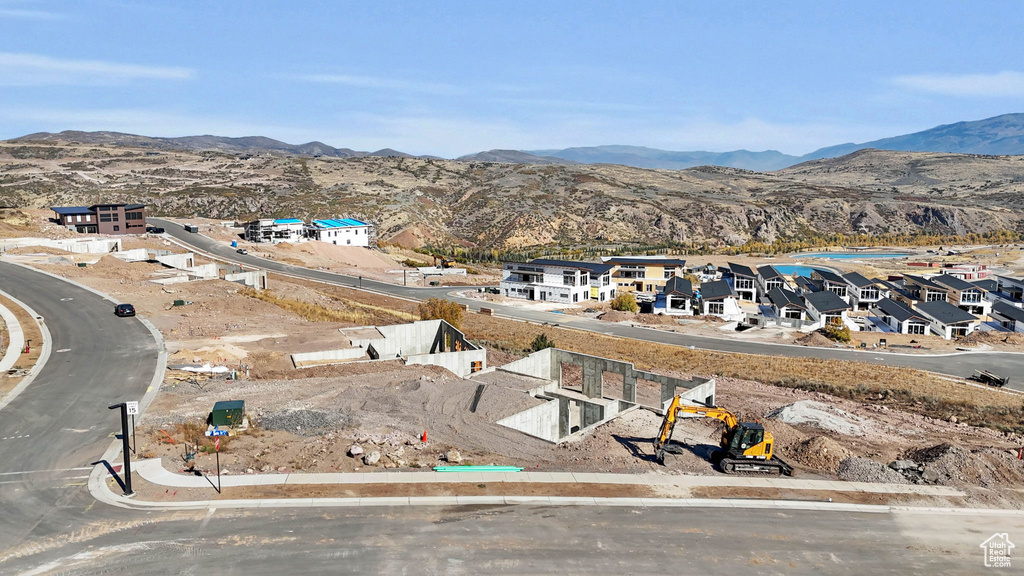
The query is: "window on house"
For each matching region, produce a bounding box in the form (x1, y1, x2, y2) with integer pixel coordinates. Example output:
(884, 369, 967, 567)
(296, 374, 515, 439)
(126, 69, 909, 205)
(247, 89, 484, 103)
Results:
(951, 326, 969, 338)
(113, 225, 120, 232)
(563, 274, 576, 286)
(784, 308, 802, 319)
(664, 269, 675, 279)
(707, 301, 724, 315)
(907, 323, 926, 335)
(926, 292, 946, 302)
(573, 293, 579, 303)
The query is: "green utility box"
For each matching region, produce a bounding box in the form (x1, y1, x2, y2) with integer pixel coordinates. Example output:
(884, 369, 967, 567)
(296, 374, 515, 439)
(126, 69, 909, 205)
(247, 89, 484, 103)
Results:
(173, 299, 186, 307)
(211, 400, 245, 427)
(77, 263, 87, 268)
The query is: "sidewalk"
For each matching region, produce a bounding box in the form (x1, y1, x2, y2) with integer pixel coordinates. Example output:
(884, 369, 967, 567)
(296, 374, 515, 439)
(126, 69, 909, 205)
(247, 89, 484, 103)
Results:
(133, 458, 963, 497)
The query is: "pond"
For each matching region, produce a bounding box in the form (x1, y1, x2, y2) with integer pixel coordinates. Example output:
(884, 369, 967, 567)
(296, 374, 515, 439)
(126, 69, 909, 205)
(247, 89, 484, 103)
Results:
(794, 252, 913, 260)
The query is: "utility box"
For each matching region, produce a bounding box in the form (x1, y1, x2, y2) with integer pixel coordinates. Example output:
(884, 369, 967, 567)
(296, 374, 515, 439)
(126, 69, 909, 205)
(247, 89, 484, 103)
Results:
(211, 400, 245, 427)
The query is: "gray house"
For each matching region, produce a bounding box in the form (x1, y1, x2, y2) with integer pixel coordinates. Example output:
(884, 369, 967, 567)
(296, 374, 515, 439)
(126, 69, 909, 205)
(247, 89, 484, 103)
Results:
(871, 297, 929, 335)
(915, 300, 978, 339)
(992, 301, 1024, 333)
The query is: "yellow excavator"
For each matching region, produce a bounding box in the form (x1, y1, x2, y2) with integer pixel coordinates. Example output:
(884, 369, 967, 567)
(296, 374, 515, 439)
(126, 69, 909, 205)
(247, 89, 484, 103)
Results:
(653, 396, 794, 476)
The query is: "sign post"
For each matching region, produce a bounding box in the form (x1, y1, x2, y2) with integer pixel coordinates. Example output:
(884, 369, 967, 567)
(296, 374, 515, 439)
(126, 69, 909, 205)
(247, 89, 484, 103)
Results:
(107, 403, 133, 495)
(215, 436, 222, 494)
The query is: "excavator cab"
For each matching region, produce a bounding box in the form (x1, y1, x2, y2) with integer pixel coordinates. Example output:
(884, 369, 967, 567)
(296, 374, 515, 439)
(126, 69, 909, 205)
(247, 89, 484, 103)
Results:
(723, 423, 771, 459)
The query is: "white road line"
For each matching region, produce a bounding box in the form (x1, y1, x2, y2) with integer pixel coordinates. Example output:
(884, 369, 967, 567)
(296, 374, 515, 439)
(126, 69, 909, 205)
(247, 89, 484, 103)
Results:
(0, 466, 92, 476)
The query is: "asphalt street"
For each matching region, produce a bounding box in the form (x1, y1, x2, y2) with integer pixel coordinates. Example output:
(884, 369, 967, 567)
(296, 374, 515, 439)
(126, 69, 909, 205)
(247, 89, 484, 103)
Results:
(154, 217, 1024, 391)
(0, 236, 1019, 574)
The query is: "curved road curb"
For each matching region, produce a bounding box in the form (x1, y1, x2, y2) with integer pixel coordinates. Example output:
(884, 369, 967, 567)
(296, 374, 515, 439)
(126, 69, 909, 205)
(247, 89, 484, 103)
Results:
(0, 288, 53, 412)
(0, 296, 25, 372)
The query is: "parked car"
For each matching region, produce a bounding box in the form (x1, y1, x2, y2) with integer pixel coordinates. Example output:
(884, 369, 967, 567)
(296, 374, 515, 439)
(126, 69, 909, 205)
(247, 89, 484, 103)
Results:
(147, 226, 165, 234)
(236, 248, 248, 255)
(114, 303, 136, 317)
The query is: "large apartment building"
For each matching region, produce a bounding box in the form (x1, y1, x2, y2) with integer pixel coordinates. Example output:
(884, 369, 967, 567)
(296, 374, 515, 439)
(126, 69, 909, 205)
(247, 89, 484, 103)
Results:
(603, 257, 687, 293)
(51, 203, 147, 235)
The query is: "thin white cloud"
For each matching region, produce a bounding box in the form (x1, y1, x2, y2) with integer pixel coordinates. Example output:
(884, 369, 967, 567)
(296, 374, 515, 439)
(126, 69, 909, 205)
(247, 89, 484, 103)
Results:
(893, 71, 1024, 97)
(295, 73, 458, 95)
(0, 52, 193, 86)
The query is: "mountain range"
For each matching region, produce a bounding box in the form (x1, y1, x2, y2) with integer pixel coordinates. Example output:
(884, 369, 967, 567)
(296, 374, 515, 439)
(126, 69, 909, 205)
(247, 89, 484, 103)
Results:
(9, 112, 1024, 171)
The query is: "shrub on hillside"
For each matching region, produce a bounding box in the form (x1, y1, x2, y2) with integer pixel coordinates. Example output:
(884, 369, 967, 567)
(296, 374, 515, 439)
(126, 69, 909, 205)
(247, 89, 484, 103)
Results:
(823, 322, 851, 343)
(610, 292, 639, 313)
(418, 298, 464, 328)
(531, 333, 555, 351)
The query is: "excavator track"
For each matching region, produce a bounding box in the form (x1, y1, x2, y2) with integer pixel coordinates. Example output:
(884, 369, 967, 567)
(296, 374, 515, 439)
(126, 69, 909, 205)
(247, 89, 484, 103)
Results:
(718, 457, 794, 476)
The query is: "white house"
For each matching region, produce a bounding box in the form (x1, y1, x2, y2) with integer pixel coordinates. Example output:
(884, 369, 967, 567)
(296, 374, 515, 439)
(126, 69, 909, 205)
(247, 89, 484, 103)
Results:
(843, 272, 886, 310)
(244, 218, 306, 244)
(804, 290, 852, 329)
(871, 297, 929, 335)
(916, 300, 979, 340)
(501, 259, 606, 304)
(812, 269, 851, 304)
(307, 218, 374, 247)
(991, 301, 1024, 333)
(757, 265, 787, 295)
(930, 273, 990, 316)
(996, 275, 1024, 301)
(766, 287, 809, 323)
(727, 263, 758, 301)
(660, 276, 696, 315)
(698, 279, 743, 320)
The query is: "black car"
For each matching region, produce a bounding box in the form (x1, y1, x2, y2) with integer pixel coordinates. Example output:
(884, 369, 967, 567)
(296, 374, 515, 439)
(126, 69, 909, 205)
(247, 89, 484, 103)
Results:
(147, 226, 165, 234)
(114, 303, 136, 317)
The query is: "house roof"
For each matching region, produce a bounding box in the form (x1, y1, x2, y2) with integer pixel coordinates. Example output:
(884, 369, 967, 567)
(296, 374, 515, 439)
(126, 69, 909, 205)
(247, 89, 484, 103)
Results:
(804, 290, 851, 313)
(312, 218, 369, 228)
(930, 273, 978, 291)
(51, 206, 93, 215)
(274, 218, 305, 225)
(757, 265, 783, 280)
(905, 274, 946, 291)
(842, 271, 874, 288)
(993, 301, 1024, 323)
(767, 287, 806, 310)
(972, 278, 999, 292)
(728, 262, 757, 278)
(813, 268, 846, 284)
(875, 297, 927, 323)
(916, 300, 978, 325)
(527, 259, 615, 275)
(699, 279, 735, 300)
(794, 276, 822, 291)
(606, 257, 687, 267)
(124, 203, 145, 210)
(662, 276, 694, 297)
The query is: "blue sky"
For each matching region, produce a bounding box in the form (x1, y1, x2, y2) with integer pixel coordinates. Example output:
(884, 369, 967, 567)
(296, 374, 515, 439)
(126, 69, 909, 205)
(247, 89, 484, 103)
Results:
(1, 1, 1022, 156)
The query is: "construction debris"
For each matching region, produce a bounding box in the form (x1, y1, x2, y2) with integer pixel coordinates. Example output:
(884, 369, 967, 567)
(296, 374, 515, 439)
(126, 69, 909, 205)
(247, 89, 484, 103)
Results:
(837, 457, 910, 484)
(790, 436, 852, 473)
(768, 400, 866, 436)
(257, 409, 351, 436)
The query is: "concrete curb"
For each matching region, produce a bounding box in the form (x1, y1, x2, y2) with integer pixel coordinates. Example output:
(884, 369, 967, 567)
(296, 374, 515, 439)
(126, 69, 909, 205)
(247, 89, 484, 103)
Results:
(0, 296, 25, 373)
(0, 289, 52, 413)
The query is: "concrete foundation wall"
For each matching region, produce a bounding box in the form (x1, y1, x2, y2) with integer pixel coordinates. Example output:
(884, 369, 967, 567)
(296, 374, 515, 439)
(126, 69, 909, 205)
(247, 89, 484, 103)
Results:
(291, 347, 367, 367)
(496, 347, 556, 381)
(496, 400, 561, 443)
(0, 237, 121, 254)
(187, 263, 220, 279)
(156, 252, 195, 269)
(225, 269, 268, 289)
(111, 248, 150, 262)
(406, 348, 486, 378)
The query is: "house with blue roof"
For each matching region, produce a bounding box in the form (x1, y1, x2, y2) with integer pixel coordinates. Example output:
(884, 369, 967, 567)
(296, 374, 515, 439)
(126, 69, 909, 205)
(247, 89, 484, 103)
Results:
(307, 217, 374, 247)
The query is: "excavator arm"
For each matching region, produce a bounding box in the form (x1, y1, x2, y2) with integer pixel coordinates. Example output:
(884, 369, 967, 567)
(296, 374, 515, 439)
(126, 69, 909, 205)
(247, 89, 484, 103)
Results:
(653, 396, 739, 463)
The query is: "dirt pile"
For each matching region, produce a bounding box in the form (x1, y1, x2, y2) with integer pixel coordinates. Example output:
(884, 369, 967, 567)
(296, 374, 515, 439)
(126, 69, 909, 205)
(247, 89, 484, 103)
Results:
(900, 443, 1024, 487)
(969, 331, 1024, 347)
(795, 331, 835, 347)
(257, 409, 352, 436)
(837, 457, 910, 484)
(767, 400, 866, 436)
(790, 436, 852, 473)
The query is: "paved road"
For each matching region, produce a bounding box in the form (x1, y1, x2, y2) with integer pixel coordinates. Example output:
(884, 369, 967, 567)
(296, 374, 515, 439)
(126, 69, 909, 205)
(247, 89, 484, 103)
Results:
(0, 262, 160, 554)
(154, 218, 1024, 391)
(0, 244, 1018, 574)
(2, 505, 1018, 574)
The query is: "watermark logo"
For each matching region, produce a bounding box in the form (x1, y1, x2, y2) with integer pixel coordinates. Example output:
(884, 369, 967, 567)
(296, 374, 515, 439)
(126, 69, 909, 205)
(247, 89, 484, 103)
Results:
(980, 533, 1014, 568)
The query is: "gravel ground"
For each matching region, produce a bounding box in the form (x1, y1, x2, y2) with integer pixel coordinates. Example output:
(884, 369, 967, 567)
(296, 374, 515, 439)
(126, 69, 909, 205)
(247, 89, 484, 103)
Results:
(837, 457, 910, 484)
(257, 409, 353, 436)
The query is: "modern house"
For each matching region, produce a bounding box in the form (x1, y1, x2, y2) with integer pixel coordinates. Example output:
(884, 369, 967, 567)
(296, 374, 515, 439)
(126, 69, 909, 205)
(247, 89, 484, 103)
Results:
(306, 218, 374, 247)
(930, 274, 990, 315)
(794, 275, 822, 294)
(804, 290, 852, 328)
(766, 287, 809, 323)
(660, 276, 696, 316)
(698, 279, 742, 320)
(915, 300, 979, 339)
(904, 275, 949, 303)
(871, 298, 930, 335)
(727, 263, 759, 301)
(812, 269, 851, 303)
(500, 259, 608, 304)
(941, 263, 992, 280)
(995, 276, 1024, 301)
(757, 265, 787, 295)
(243, 218, 306, 244)
(991, 301, 1024, 333)
(51, 203, 147, 235)
(604, 257, 687, 293)
(843, 272, 886, 310)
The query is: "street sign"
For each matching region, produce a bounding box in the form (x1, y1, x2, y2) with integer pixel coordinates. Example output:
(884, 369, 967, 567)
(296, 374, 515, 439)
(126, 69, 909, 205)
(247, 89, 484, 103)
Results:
(125, 401, 139, 416)
(205, 428, 229, 437)
(214, 437, 220, 452)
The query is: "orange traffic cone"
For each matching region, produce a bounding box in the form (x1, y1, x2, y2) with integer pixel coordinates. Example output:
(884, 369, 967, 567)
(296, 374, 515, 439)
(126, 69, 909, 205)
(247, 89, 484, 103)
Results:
(421, 430, 428, 443)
